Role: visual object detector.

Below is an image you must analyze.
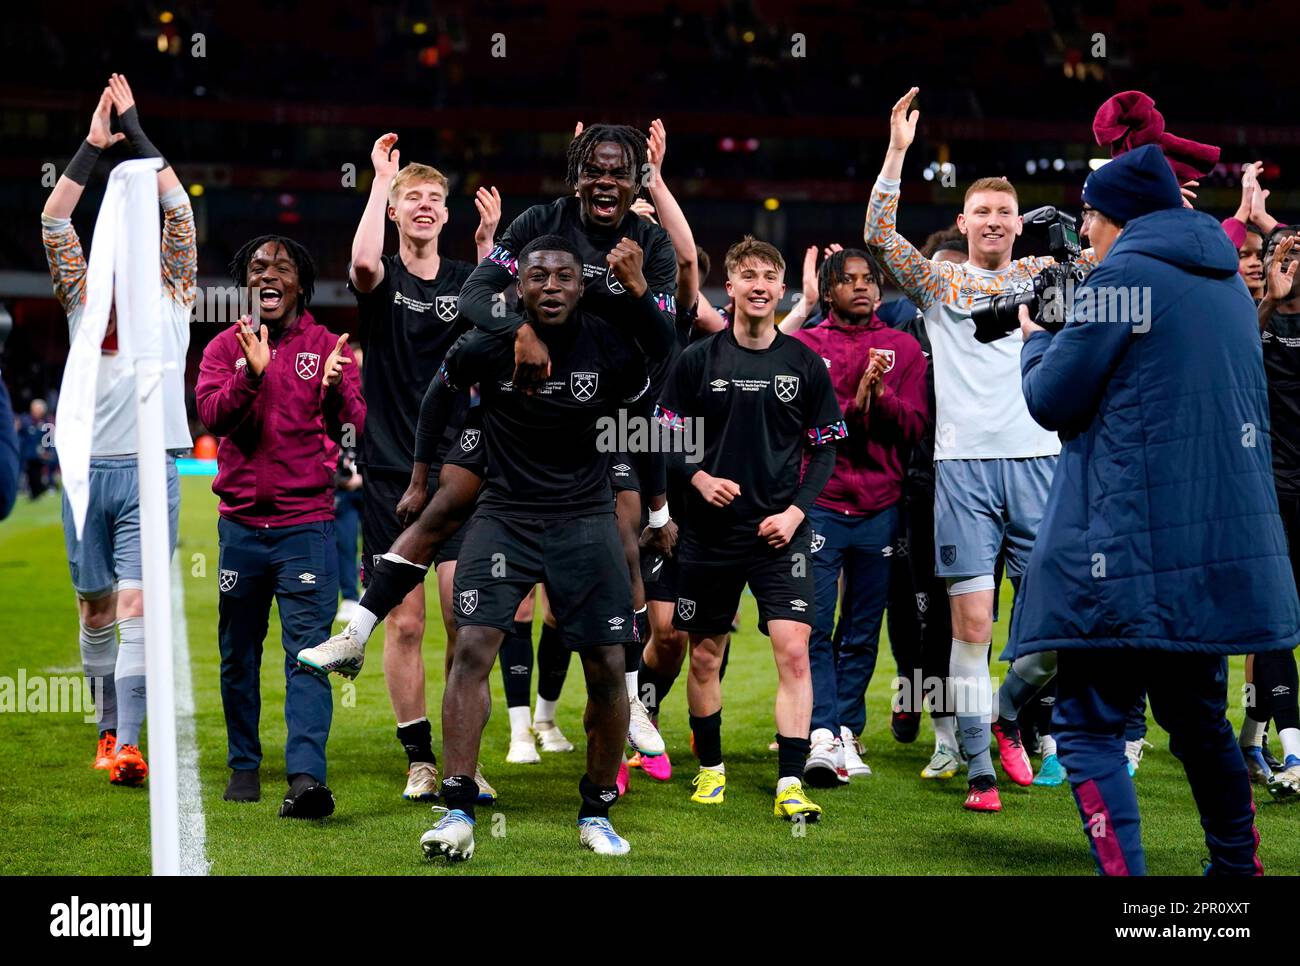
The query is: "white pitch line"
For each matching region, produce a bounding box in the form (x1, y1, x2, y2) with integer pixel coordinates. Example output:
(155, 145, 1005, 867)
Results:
(171, 555, 210, 876)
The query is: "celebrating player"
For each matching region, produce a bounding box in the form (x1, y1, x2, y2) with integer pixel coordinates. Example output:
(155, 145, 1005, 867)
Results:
(865, 88, 1097, 811)
(657, 236, 844, 821)
(416, 235, 654, 859)
(346, 133, 499, 801)
(42, 75, 194, 788)
(196, 234, 365, 817)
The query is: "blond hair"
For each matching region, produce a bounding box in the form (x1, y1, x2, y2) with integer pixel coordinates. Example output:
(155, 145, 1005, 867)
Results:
(964, 177, 1018, 208)
(388, 163, 450, 205)
(724, 235, 786, 276)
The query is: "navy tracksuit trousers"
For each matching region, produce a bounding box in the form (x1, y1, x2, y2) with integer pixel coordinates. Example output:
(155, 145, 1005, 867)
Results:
(1055, 649, 1261, 876)
(217, 517, 337, 783)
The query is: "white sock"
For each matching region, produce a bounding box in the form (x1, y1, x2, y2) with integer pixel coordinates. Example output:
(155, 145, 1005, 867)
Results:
(1280, 727, 1300, 762)
(1239, 717, 1266, 748)
(1041, 733, 1057, 757)
(625, 671, 639, 701)
(347, 605, 379, 643)
(700, 762, 725, 775)
(933, 715, 957, 750)
(534, 697, 559, 725)
(776, 775, 799, 794)
(508, 705, 532, 740)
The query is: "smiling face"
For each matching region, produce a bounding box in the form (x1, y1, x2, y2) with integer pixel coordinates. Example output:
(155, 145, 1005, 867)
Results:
(726, 256, 786, 324)
(245, 242, 302, 324)
(1239, 232, 1264, 296)
(518, 249, 583, 326)
(958, 190, 1022, 266)
(389, 179, 448, 244)
(827, 256, 880, 323)
(576, 141, 636, 228)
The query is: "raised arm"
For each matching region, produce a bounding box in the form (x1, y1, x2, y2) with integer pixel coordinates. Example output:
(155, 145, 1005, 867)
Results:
(645, 119, 701, 313)
(350, 133, 400, 293)
(864, 88, 953, 310)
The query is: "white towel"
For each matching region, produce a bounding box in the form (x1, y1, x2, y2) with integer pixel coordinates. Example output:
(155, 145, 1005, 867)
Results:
(56, 158, 163, 539)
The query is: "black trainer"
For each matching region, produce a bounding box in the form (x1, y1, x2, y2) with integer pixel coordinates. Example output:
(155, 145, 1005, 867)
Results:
(224, 768, 261, 803)
(279, 773, 335, 819)
(891, 709, 921, 744)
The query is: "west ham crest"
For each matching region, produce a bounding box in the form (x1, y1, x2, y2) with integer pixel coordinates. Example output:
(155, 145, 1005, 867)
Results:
(571, 371, 599, 401)
(774, 374, 799, 402)
(295, 352, 321, 380)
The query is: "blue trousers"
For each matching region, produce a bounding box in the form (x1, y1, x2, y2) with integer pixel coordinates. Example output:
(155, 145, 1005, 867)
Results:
(808, 504, 899, 736)
(334, 488, 363, 602)
(1055, 649, 1260, 876)
(217, 518, 337, 782)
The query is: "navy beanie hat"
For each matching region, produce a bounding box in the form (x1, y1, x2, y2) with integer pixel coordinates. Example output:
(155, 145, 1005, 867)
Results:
(1082, 143, 1184, 224)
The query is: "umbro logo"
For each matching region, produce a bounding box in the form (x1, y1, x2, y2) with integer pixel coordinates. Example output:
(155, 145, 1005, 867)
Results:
(710, 379, 729, 391)
(298, 572, 316, 584)
(608, 616, 625, 627)
(790, 599, 808, 612)
(599, 790, 617, 803)
(613, 463, 630, 474)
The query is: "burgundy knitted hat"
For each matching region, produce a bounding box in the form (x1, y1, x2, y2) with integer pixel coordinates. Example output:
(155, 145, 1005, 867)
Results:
(1093, 91, 1220, 185)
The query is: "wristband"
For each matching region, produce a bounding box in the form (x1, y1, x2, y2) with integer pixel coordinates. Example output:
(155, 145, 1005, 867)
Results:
(118, 106, 163, 161)
(647, 503, 670, 528)
(65, 140, 102, 187)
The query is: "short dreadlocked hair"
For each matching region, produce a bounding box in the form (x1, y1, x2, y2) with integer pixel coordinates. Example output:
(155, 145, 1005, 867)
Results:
(566, 123, 648, 192)
(817, 248, 882, 318)
(228, 234, 317, 311)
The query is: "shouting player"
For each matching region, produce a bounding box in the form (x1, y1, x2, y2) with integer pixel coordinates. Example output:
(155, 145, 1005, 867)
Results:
(657, 236, 844, 822)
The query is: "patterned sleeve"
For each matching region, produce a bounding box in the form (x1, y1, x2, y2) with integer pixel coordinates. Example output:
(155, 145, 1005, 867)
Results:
(160, 188, 198, 308)
(41, 215, 87, 318)
(864, 177, 958, 311)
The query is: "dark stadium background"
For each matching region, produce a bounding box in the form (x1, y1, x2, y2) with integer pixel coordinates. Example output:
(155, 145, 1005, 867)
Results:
(1, 0, 1293, 434)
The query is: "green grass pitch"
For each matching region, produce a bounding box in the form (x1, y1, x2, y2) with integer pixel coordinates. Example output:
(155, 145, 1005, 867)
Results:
(0, 477, 1295, 875)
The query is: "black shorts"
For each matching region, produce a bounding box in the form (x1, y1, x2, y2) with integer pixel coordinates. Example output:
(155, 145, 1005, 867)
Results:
(361, 469, 428, 586)
(452, 512, 635, 649)
(643, 550, 680, 602)
(673, 525, 815, 634)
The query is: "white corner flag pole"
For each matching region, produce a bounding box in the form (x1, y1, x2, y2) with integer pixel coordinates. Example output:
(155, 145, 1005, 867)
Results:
(112, 158, 181, 876)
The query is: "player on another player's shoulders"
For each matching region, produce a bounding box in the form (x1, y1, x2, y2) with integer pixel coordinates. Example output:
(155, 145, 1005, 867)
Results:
(656, 236, 844, 823)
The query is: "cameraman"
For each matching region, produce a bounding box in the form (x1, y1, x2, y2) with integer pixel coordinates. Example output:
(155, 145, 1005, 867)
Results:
(1011, 144, 1300, 875)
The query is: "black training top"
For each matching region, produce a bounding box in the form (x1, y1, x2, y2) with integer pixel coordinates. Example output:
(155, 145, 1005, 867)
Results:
(1263, 311, 1300, 498)
(431, 310, 650, 519)
(351, 253, 474, 475)
(460, 197, 678, 376)
(656, 326, 845, 555)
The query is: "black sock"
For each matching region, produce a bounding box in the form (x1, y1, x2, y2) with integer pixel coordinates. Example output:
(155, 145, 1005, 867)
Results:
(718, 638, 731, 682)
(1256, 649, 1300, 732)
(623, 639, 642, 677)
(440, 774, 477, 820)
(776, 734, 810, 780)
(359, 555, 429, 623)
(638, 660, 676, 718)
(396, 718, 435, 766)
(578, 773, 619, 819)
(689, 710, 723, 767)
(536, 623, 572, 702)
(499, 620, 534, 709)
